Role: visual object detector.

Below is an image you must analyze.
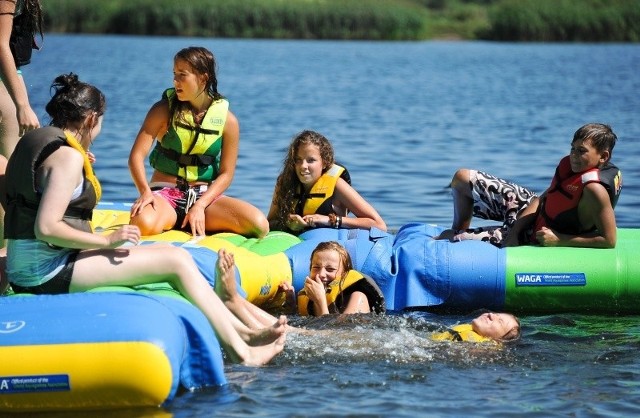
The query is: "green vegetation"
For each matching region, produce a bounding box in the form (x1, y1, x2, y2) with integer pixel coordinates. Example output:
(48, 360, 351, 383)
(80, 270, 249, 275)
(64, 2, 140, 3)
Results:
(43, 0, 639, 41)
(485, 0, 640, 42)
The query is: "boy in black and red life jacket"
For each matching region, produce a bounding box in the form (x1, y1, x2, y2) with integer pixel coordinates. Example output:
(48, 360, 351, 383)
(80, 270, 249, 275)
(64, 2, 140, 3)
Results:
(437, 123, 622, 248)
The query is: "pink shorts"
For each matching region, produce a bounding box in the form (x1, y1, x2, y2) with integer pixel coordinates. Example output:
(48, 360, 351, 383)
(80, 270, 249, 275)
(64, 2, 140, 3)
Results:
(151, 183, 222, 230)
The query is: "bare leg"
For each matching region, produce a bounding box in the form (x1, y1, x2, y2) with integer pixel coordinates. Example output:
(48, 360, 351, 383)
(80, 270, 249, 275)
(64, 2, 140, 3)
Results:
(215, 248, 283, 329)
(129, 195, 178, 236)
(70, 245, 286, 366)
(0, 247, 8, 294)
(450, 168, 474, 230)
(204, 196, 269, 238)
(0, 155, 7, 249)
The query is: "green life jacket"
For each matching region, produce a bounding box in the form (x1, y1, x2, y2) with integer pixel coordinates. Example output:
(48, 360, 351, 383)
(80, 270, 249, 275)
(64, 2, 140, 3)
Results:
(149, 88, 228, 182)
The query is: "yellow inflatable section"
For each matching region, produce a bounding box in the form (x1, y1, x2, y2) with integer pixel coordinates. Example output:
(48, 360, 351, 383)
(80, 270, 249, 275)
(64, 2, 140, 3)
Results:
(91, 207, 300, 308)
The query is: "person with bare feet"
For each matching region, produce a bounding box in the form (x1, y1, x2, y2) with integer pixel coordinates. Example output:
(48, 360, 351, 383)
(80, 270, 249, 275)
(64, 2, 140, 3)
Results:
(4, 74, 285, 366)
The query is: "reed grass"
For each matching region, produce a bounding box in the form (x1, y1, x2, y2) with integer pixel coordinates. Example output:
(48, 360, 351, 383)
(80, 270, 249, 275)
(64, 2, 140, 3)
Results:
(485, 0, 640, 42)
(43, 0, 640, 42)
(44, 0, 429, 40)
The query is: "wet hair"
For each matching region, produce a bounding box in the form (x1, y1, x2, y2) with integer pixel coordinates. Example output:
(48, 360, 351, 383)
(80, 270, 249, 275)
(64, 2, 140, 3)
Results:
(309, 241, 353, 277)
(271, 130, 335, 231)
(498, 314, 521, 343)
(572, 123, 617, 157)
(169, 46, 223, 125)
(309, 241, 353, 309)
(45, 73, 106, 129)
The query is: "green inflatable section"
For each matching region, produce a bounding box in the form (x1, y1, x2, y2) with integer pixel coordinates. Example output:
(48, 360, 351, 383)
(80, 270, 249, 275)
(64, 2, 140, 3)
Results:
(214, 231, 301, 256)
(505, 229, 640, 313)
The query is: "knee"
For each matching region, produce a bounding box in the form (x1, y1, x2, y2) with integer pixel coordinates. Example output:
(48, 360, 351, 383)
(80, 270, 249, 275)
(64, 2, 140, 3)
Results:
(130, 211, 164, 236)
(240, 209, 269, 238)
(251, 215, 270, 239)
(450, 168, 471, 191)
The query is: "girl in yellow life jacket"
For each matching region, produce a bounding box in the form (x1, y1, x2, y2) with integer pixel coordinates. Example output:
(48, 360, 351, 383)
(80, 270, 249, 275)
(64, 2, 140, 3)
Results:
(430, 312, 521, 343)
(280, 241, 386, 316)
(267, 130, 387, 234)
(128, 46, 268, 238)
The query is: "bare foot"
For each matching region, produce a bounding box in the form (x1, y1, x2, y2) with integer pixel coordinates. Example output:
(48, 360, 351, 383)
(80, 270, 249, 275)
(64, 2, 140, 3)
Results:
(434, 229, 456, 241)
(247, 315, 288, 346)
(215, 248, 240, 302)
(242, 333, 286, 366)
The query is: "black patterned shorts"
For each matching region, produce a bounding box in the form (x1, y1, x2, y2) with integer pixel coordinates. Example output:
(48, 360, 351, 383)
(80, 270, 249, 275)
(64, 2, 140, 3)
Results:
(453, 170, 537, 247)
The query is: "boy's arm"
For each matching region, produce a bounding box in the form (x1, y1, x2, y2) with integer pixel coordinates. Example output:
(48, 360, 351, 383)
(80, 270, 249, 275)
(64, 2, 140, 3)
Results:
(503, 195, 542, 247)
(536, 183, 616, 248)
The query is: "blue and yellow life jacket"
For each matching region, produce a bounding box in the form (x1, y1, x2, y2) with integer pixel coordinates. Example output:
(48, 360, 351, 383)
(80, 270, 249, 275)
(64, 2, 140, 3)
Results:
(149, 88, 228, 183)
(297, 270, 386, 316)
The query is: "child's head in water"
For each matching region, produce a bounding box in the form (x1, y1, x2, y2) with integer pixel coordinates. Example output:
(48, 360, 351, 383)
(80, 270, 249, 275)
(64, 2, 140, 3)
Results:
(308, 241, 353, 286)
(471, 312, 520, 341)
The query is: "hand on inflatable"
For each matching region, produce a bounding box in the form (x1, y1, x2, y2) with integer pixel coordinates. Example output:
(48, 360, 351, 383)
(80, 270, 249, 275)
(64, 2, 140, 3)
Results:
(183, 204, 206, 236)
(130, 190, 155, 217)
(536, 226, 560, 247)
(87, 151, 96, 164)
(107, 224, 141, 248)
(277, 282, 297, 312)
(287, 214, 307, 232)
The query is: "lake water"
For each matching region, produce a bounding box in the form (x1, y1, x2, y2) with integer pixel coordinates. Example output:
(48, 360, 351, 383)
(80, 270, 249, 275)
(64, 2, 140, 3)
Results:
(15, 35, 640, 417)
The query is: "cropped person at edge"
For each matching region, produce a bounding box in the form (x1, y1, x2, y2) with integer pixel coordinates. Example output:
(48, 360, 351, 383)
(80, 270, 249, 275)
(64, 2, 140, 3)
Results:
(128, 46, 269, 238)
(0, 0, 43, 244)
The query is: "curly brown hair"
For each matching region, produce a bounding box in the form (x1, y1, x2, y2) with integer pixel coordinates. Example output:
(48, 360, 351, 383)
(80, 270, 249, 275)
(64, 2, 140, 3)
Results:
(271, 130, 335, 231)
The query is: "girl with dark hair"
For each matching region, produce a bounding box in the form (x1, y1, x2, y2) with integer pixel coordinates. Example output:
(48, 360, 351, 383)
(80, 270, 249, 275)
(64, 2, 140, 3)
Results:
(129, 46, 269, 238)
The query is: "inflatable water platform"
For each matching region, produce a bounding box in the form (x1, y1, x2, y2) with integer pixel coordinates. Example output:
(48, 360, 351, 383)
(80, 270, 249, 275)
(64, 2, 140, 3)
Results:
(1, 202, 639, 412)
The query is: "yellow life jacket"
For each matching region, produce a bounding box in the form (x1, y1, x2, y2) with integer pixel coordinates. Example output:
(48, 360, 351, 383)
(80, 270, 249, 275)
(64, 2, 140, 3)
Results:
(64, 131, 102, 202)
(431, 323, 493, 343)
(294, 164, 346, 216)
(297, 270, 386, 316)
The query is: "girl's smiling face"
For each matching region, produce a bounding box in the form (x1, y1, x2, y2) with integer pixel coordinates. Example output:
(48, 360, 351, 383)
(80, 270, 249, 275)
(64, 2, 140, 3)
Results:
(309, 249, 344, 285)
(294, 143, 325, 191)
(173, 58, 206, 103)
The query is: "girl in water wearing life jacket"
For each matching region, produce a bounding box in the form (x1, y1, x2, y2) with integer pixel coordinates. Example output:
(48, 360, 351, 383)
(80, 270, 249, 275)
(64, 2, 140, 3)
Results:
(437, 123, 621, 249)
(280, 241, 386, 316)
(4, 73, 286, 366)
(430, 311, 521, 343)
(128, 46, 269, 238)
(268, 130, 387, 234)
(211, 241, 384, 333)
